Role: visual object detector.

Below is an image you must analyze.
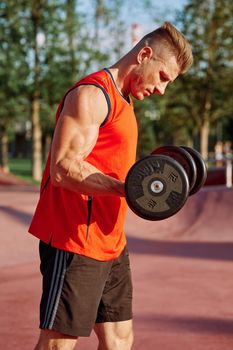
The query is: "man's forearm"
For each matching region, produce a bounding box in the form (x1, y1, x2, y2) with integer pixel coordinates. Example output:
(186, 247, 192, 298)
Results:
(50, 158, 125, 196)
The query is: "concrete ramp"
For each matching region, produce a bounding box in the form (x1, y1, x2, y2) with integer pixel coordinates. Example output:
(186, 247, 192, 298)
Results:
(125, 187, 233, 242)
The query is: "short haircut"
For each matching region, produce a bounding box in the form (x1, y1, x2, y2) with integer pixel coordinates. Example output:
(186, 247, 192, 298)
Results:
(138, 22, 193, 74)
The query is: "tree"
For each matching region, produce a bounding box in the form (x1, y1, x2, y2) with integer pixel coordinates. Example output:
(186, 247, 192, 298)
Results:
(0, 0, 46, 180)
(143, 0, 233, 158)
(0, 0, 30, 171)
(30, 1, 44, 181)
(175, 0, 233, 158)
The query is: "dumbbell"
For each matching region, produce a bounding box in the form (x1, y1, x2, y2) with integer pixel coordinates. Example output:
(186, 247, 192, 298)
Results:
(125, 145, 207, 221)
(152, 145, 207, 196)
(181, 146, 207, 195)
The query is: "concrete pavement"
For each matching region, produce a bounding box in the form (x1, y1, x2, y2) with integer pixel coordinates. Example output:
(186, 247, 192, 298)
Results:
(0, 184, 233, 350)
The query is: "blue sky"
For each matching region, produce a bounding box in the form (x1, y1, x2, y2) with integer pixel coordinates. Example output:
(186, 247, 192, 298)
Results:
(114, 0, 189, 53)
(124, 0, 188, 35)
(80, 0, 189, 58)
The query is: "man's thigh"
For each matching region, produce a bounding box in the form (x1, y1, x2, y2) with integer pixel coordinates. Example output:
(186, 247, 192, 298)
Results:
(96, 246, 133, 324)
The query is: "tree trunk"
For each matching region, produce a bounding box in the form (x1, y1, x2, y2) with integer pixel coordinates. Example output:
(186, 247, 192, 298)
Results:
(0, 127, 9, 173)
(31, 93, 42, 181)
(31, 3, 43, 181)
(200, 90, 211, 161)
(200, 118, 209, 161)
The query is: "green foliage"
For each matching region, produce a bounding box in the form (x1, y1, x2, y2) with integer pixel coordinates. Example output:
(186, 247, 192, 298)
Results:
(134, 98, 157, 158)
(0, 0, 31, 128)
(8, 157, 44, 184)
(175, 0, 233, 145)
(142, 0, 233, 155)
(1, 0, 232, 167)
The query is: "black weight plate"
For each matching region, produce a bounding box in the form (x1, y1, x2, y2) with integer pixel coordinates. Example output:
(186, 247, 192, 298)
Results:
(125, 155, 189, 221)
(152, 145, 197, 192)
(181, 146, 207, 195)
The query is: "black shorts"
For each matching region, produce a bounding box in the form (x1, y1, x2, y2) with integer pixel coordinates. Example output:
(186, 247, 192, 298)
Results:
(38, 241, 133, 337)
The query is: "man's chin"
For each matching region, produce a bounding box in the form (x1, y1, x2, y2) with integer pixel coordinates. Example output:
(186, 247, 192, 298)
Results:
(134, 92, 145, 100)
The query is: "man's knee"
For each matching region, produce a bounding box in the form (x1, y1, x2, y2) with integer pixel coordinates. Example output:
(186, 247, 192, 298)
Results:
(95, 320, 134, 350)
(34, 329, 78, 350)
(114, 327, 134, 350)
(106, 329, 133, 350)
(115, 323, 133, 346)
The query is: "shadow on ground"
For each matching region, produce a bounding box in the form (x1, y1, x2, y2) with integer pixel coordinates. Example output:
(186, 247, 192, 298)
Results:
(127, 235, 233, 262)
(0, 205, 32, 225)
(136, 314, 233, 335)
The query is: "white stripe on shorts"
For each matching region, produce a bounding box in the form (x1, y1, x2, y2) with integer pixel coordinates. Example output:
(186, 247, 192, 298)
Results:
(42, 249, 68, 329)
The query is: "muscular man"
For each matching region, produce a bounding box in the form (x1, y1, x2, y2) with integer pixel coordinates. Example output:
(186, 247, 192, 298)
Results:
(29, 22, 193, 350)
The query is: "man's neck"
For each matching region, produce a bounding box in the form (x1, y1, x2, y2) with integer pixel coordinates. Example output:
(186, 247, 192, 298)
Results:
(108, 56, 134, 98)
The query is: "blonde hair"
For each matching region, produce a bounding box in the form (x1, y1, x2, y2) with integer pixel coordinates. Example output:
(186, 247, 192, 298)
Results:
(139, 22, 193, 74)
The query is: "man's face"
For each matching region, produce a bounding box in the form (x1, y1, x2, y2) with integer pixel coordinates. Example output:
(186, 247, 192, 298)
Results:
(130, 52, 180, 100)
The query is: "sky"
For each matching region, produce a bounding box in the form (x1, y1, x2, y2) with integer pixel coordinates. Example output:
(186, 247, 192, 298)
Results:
(124, 0, 188, 36)
(104, 0, 189, 52)
(79, 0, 189, 59)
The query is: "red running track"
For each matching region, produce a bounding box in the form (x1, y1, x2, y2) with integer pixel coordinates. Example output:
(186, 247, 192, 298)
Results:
(1, 184, 233, 350)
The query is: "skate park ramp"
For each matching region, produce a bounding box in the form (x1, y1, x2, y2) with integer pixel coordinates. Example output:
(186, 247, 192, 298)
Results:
(126, 186, 233, 244)
(1, 182, 233, 350)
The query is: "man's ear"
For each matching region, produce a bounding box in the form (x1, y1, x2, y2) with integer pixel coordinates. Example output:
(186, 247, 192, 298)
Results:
(137, 46, 153, 64)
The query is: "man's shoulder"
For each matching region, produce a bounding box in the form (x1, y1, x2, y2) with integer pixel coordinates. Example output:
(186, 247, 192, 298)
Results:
(78, 69, 109, 86)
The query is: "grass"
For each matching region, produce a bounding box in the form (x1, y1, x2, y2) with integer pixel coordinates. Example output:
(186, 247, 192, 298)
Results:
(8, 158, 44, 185)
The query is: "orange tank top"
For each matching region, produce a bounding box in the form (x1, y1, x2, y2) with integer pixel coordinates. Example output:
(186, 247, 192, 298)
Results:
(28, 69, 138, 261)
